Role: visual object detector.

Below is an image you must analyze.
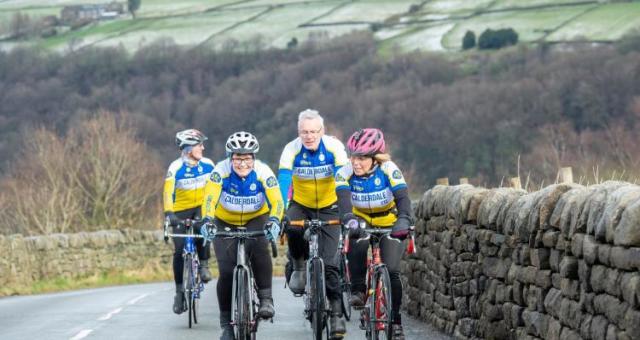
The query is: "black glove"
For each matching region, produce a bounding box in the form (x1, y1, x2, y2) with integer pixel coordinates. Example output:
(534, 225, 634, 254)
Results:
(391, 215, 412, 239)
(165, 212, 181, 227)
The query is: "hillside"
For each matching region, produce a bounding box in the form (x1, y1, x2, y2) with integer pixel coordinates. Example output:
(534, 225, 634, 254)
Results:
(1, 0, 640, 53)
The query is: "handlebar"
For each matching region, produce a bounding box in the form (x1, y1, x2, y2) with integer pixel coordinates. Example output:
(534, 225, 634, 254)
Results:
(210, 227, 278, 258)
(286, 219, 341, 228)
(345, 221, 417, 255)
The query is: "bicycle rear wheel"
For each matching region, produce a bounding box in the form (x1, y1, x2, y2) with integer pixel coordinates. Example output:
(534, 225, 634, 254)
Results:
(371, 267, 392, 340)
(310, 258, 326, 340)
(339, 253, 352, 321)
(233, 267, 252, 340)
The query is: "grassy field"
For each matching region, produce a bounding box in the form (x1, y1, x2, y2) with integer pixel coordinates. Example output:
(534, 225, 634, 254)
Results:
(1, 0, 640, 53)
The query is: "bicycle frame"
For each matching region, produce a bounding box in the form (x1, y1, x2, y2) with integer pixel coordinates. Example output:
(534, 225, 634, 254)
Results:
(288, 219, 341, 340)
(164, 218, 206, 328)
(354, 223, 416, 340)
(214, 227, 278, 339)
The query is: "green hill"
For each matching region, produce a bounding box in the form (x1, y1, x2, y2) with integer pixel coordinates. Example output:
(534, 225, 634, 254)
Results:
(1, 0, 640, 52)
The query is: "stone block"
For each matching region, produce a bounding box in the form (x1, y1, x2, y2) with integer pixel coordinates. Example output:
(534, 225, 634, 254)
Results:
(559, 256, 579, 279)
(544, 288, 562, 319)
(571, 233, 584, 257)
(620, 272, 640, 308)
(610, 246, 640, 271)
(549, 249, 562, 272)
(590, 265, 607, 293)
(535, 270, 552, 289)
(560, 327, 581, 340)
(593, 294, 628, 326)
(583, 235, 599, 265)
(542, 230, 560, 248)
(591, 314, 609, 340)
(522, 310, 548, 337)
(622, 308, 640, 339)
(559, 297, 582, 330)
(531, 248, 550, 269)
(598, 244, 612, 266)
(560, 278, 580, 301)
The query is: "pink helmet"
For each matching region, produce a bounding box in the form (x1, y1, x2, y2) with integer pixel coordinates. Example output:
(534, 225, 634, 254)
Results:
(347, 128, 386, 156)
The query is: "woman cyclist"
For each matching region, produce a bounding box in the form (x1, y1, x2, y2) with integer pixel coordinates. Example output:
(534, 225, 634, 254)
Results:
(335, 128, 414, 340)
(202, 131, 284, 340)
(164, 129, 214, 315)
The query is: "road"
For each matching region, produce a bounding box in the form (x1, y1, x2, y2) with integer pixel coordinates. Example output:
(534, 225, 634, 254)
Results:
(0, 278, 452, 340)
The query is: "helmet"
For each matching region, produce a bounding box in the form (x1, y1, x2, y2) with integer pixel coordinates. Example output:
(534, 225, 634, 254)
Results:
(175, 129, 207, 150)
(347, 128, 385, 156)
(225, 131, 260, 155)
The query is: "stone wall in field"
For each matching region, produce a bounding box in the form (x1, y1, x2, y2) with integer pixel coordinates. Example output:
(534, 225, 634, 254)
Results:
(0, 228, 290, 293)
(0, 229, 172, 289)
(402, 182, 640, 340)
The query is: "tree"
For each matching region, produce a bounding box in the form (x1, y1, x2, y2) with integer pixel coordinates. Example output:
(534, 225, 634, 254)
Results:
(128, 0, 141, 19)
(478, 28, 518, 50)
(462, 30, 476, 50)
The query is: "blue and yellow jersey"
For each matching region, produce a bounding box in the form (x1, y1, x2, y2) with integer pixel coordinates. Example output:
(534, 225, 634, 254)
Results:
(163, 157, 215, 213)
(278, 135, 348, 209)
(335, 161, 407, 227)
(202, 158, 284, 226)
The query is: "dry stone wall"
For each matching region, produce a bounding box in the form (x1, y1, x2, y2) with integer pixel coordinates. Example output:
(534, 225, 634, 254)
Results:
(402, 182, 640, 340)
(0, 229, 172, 289)
(0, 229, 290, 291)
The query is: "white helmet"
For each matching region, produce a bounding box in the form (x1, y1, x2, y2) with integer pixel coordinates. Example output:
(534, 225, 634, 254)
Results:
(175, 129, 207, 150)
(225, 131, 259, 155)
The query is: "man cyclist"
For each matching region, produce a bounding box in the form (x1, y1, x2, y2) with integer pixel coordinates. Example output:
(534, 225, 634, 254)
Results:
(202, 131, 284, 340)
(335, 128, 413, 340)
(163, 129, 215, 315)
(278, 109, 348, 338)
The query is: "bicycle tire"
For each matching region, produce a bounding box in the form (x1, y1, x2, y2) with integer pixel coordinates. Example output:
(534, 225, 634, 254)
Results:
(311, 258, 326, 340)
(233, 267, 252, 340)
(183, 254, 194, 328)
(339, 253, 352, 321)
(371, 266, 393, 340)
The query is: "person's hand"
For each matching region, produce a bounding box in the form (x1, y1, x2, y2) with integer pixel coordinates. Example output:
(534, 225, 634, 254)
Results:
(391, 216, 411, 239)
(342, 213, 364, 238)
(264, 217, 281, 242)
(165, 212, 181, 227)
(200, 221, 216, 241)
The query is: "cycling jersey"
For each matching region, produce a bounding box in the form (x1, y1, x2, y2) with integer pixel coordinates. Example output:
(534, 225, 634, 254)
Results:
(335, 161, 407, 227)
(163, 157, 215, 213)
(203, 158, 284, 225)
(278, 135, 348, 209)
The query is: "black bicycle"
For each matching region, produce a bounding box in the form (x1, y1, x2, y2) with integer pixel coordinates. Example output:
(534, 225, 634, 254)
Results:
(164, 218, 205, 328)
(288, 219, 342, 340)
(206, 225, 278, 340)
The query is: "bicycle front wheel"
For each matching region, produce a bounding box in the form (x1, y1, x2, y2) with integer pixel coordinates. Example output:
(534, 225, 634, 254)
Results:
(233, 268, 252, 340)
(339, 253, 352, 321)
(371, 266, 392, 340)
(310, 258, 326, 340)
(183, 255, 194, 328)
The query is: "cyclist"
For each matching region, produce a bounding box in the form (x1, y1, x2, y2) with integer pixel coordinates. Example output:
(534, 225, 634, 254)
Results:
(202, 131, 284, 340)
(335, 128, 414, 340)
(164, 129, 215, 315)
(278, 109, 348, 338)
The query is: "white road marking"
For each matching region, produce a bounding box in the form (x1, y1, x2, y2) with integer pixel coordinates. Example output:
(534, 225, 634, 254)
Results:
(69, 329, 93, 340)
(97, 307, 123, 321)
(127, 293, 149, 305)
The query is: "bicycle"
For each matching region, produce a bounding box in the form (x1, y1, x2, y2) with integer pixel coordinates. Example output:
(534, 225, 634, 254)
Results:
(287, 219, 342, 340)
(353, 222, 416, 340)
(205, 224, 278, 340)
(164, 217, 205, 328)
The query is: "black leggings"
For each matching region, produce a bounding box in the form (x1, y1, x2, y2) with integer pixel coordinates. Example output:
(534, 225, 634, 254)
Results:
(213, 214, 272, 313)
(348, 233, 405, 323)
(173, 207, 210, 286)
(285, 201, 341, 300)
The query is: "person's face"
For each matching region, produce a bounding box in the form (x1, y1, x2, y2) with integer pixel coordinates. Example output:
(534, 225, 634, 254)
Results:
(351, 156, 374, 176)
(231, 153, 254, 178)
(298, 118, 324, 150)
(188, 143, 204, 161)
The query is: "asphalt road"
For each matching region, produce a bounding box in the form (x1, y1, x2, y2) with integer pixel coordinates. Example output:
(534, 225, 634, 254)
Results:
(0, 278, 452, 340)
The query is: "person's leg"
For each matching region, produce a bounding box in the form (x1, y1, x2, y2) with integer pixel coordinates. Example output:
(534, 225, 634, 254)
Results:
(213, 219, 238, 339)
(181, 207, 213, 283)
(171, 233, 186, 314)
(380, 235, 406, 339)
(317, 204, 345, 338)
(285, 201, 309, 293)
(346, 234, 369, 307)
